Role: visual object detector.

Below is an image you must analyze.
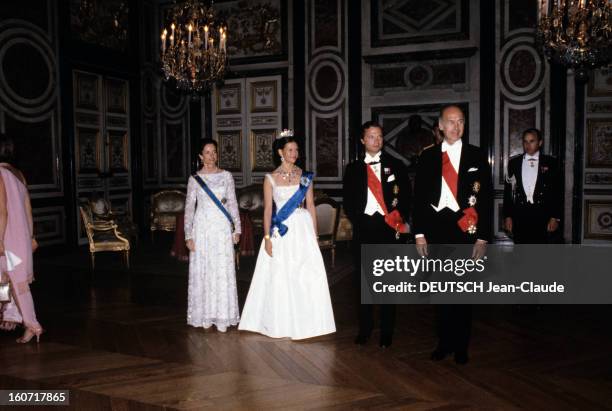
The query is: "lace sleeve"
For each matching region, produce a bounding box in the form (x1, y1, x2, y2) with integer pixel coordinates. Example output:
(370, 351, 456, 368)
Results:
(184, 176, 197, 240)
(226, 172, 241, 234)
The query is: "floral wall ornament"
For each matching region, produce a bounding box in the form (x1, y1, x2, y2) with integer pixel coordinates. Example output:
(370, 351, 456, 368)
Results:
(70, 0, 129, 51)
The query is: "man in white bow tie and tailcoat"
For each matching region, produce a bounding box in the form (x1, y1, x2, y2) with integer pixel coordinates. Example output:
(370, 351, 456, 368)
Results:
(412, 105, 493, 365)
(503, 128, 562, 244)
(343, 121, 412, 349)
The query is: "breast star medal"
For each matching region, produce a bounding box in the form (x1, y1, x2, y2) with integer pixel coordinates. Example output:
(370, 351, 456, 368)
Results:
(468, 195, 477, 207)
(472, 181, 480, 193)
(393, 184, 399, 195)
(391, 198, 398, 207)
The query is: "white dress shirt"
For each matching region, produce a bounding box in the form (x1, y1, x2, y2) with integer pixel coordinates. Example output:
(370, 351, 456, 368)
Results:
(364, 151, 385, 216)
(432, 139, 462, 212)
(521, 151, 539, 203)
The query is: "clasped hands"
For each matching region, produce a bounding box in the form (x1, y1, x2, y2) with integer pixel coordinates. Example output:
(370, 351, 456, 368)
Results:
(415, 236, 488, 260)
(186, 233, 240, 252)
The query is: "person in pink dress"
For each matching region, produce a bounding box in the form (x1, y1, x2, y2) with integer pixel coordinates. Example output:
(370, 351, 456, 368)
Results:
(0, 134, 42, 343)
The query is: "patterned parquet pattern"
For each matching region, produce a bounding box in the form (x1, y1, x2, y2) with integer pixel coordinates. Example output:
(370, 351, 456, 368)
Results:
(1, 244, 611, 410)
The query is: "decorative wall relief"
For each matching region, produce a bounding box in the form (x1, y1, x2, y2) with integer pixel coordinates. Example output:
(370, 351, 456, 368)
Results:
(75, 72, 99, 110)
(585, 172, 612, 186)
(0, 11, 63, 199)
(69, 0, 129, 51)
(588, 68, 612, 97)
(217, 130, 242, 172)
(216, 0, 286, 62)
(106, 79, 127, 114)
(216, 83, 242, 114)
(371, 61, 468, 91)
(584, 200, 612, 240)
(164, 121, 186, 179)
(108, 130, 128, 172)
(371, 0, 468, 47)
(250, 129, 276, 171)
(586, 119, 612, 168)
(495, 0, 549, 190)
(250, 81, 277, 113)
(306, 0, 348, 183)
(76, 128, 100, 173)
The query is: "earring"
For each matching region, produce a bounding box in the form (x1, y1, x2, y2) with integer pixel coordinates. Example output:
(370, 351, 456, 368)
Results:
(280, 156, 285, 162)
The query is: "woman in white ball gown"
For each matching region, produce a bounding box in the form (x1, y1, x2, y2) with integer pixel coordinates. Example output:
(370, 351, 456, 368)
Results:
(239, 131, 336, 339)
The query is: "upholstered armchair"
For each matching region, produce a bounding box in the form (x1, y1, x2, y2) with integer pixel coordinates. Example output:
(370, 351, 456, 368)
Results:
(80, 206, 130, 269)
(237, 184, 265, 237)
(88, 196, 138, 244)
(315, 197, 340, 268)
(336, 208, 353, 243)
(150, 190, 186, 241)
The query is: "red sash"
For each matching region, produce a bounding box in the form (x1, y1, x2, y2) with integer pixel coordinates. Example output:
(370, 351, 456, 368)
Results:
(442, 151, 478, 234)
(366, 165, 407, 233)
(442, 151, 458, 199)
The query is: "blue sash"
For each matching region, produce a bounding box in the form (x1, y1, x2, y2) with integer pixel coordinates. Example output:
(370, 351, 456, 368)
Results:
(192, 174, 235, 231)
(271, 171, 314, 237)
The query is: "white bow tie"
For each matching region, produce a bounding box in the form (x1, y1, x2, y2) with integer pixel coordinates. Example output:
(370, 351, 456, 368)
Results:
(526, 156, 538, 161)
(364, 154, 381, 164)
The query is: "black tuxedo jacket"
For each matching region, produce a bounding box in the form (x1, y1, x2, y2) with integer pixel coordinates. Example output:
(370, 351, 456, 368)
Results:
(342, 153, 412, 230)
(502, 154, 562, 220)
(412, 142, 493, 243)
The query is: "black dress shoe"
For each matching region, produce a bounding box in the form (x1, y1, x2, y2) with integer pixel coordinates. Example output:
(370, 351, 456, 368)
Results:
(430, 348, 451, 361)
(379, 335, 392, 348)
(354, 334, 370, 345)
(454, 351, 469, 365)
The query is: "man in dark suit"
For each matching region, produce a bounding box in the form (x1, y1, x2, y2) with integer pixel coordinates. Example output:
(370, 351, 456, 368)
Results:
(503, 128, 562, 244)
(412, 105, 493, 364)
(343, 121, 412, 348)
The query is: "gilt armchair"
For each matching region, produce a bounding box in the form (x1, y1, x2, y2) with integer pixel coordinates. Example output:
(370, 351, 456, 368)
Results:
(80, 206, 130, 270)
(150, 190, 186, 241)
(88, 195, 138, 244)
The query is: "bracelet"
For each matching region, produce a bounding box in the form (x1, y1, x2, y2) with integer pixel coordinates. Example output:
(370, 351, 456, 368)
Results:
(264, 234, 271, 240)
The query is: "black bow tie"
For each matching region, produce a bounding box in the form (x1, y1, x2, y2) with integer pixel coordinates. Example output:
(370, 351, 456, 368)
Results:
(365, 161, 380, 165)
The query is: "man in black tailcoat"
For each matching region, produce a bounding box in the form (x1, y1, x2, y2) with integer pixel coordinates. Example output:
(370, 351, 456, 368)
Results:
(412, 105, 493, 364)
(503, 128, 562, 244)
(343, 121, 412, 348)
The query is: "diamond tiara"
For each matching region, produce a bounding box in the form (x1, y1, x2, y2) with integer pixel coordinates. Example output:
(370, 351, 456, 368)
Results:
(277, 128, 294, 139)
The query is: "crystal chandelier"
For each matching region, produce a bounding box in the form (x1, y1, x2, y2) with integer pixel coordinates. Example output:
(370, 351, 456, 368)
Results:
(160, 0, 229, 94)
(536, 0, 612, 79)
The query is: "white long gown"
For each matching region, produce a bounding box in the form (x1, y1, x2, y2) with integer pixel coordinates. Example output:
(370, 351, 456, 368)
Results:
(184, 170, 241, 331)
(238, 174, 336, 339)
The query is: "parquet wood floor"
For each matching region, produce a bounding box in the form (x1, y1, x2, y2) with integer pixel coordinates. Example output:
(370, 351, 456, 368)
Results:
(1, 243, 611, 410)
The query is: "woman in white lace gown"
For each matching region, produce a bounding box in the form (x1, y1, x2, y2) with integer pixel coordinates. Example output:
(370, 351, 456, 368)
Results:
(184, 139, 241, 332)
(239, 133, 336, 339)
